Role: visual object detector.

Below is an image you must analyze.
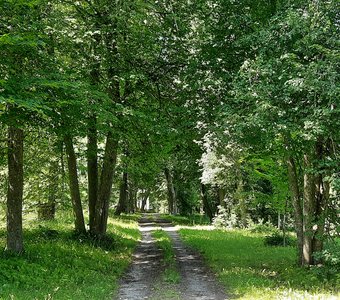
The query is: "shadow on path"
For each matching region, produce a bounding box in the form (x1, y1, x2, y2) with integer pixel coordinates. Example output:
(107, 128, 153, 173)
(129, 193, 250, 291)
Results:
(115, 214, 227, 300)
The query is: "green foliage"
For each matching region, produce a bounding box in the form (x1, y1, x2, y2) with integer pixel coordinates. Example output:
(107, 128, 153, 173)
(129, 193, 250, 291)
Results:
(312, 240, 340, 283)
(249, 223, 278, 234)
(180, 228, 339, 299)
(264, 232, 296, 247)
(1, 0, 339, 293)
(213, 206, 237, 229)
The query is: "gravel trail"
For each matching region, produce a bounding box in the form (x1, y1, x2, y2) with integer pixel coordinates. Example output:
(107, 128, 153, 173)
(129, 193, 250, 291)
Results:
(115, 214, 227, 300)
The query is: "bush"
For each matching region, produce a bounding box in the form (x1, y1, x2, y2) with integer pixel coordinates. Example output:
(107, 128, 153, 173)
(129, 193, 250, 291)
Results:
(264, 232, 296, 246)
(250, 222, 277, 234)
(212, 206, 238, 229)
(312, 241, 340, 282)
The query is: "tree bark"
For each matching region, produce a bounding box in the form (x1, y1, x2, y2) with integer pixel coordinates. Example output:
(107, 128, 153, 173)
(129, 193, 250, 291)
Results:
(87, 43, 100, 231)
(303, 153, 316, 265)
(201, 184, 214, 221)
(93, 132, 118, 235)
(218, 187, 226, 207)
(115, 172, 129, 215)
(128, 183, 137, 213)
(312, 172, 327, 258)
(235, 167, 247, 228)
(87, 115, 98, 231)
(140, 189, 150, 212)
(6, 126, 24, 253)
(164, 168, 176, 214)
(38, 158, 58, 220)
(286, 155, 304, 265)
(64, 135, 86, 233)
(312, 139, 330, 261)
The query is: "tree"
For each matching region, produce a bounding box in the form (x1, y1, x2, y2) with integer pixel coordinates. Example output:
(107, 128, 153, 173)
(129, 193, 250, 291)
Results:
(0, 0, 53, 252)
(227, 0, 339, 265)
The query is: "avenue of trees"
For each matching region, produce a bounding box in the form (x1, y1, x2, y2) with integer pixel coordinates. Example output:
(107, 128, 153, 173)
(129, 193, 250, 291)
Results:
(0, 0, 339, 267)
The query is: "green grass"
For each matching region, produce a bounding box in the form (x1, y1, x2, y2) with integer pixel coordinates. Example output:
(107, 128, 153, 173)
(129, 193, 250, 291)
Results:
(152, 230, 180, 284)
(0, 212, 140, 300)
(161, 214, 211, 226)
(110, 212, 142, 223)
(179, 228, 339, 300)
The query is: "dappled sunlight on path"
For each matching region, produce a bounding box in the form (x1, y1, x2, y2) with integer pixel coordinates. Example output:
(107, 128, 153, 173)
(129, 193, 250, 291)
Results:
(115, 213, 227, 300)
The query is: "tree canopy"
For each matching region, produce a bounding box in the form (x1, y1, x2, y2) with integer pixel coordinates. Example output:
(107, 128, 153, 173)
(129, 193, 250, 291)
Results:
(0, 0, 339, 267)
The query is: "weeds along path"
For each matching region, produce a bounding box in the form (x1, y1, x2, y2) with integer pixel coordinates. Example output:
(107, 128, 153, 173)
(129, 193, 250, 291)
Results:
(162, 225, 227, 300)
(115, 214, 227, 300)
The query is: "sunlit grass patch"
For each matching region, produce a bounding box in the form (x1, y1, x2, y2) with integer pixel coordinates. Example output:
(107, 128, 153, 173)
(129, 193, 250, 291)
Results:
(0, 212, 140, 300)
(109, 212, 142, 223)
(179, 228, 339, 300)
(162, 214, 210, 226)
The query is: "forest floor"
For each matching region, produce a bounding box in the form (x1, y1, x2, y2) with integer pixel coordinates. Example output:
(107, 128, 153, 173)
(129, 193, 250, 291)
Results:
(115, 213, 227, 300)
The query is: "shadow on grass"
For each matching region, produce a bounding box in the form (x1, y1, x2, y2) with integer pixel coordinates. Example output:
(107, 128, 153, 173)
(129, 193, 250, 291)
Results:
(0, 224, 139, 300)
(179, 228, 339, 299)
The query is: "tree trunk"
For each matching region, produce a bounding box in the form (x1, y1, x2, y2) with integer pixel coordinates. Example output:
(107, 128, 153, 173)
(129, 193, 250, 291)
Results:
(87, 115, 98, 231)
(127, 180, 136, 213)
(282, 196, 289, 247)
(141, 189, 150, 212)
(303, 153, 316, 265)
(312, 172, 327, 258)
(312, 139, 330, 262)
(164, 168, 176, 214)
(218, 187, 226, 207)
(201, 184, 213, 221)
(129, 183, 137, 213)
(141, 197, 147, 212)
(235, 167, 247, 228)
(88, 49, 100, 231)
(93, 132, 118, 235)
(115, 172, 129, 215)
(38, 158, 58, 220)
(47, 158, 58, 219)
(286, 155, 304, 265)
(64, 135, 86, 233)
(6, 126, 24, 253)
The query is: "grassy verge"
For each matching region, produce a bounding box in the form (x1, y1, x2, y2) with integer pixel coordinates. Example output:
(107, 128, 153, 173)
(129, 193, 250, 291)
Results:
(0, 212, 140, 300)
(152, 229, 180, 284)
(110, 212, 142, 223)
(179, 228, 339, 300)
(161, 214, 210, 226)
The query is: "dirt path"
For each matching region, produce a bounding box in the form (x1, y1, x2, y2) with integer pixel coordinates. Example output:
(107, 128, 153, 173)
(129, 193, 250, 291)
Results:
(115, 214, 227, 300)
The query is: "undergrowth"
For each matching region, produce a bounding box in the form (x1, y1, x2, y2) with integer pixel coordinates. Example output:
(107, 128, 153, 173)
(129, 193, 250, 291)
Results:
(162, 214, 210, 226)
(0, 212, 140, 300)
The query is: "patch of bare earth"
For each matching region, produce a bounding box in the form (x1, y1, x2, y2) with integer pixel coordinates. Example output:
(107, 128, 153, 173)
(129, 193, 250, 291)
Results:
(115, 217, 164, 300)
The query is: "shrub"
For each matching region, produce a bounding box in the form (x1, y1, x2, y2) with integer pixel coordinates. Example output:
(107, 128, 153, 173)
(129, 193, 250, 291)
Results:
(212, 206, 238, 229)
(312, 241, 340, 283)
(250, 222, 277, 234)
(264, 232, 296, 246)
